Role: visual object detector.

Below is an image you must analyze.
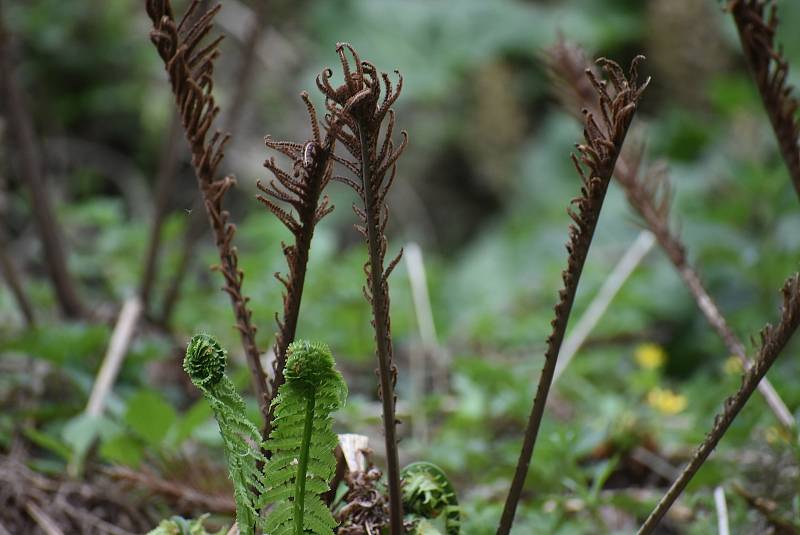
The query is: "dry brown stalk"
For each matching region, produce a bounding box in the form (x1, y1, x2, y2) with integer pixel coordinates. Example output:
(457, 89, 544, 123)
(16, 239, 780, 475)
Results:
(139, 111, 183, 312)
(256, 90, 336, 440)
(546, 39, 795, 430)
(497, 56, 649, 535)
(0, 230, 36, 326)
(0, 14, 86, 320)
(638, 274, 800, 534)
(316, 43, 408, 533)
(728, 0, 800, 199)
(145, 0, 268, 423)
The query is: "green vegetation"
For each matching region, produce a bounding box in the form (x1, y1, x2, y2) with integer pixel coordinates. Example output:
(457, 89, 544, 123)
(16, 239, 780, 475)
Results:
(2, 0, 800, 534)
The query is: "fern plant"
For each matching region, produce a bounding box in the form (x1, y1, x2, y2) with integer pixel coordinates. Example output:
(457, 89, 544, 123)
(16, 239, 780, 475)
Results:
(401, 462, 460, 535)
(184, 334, 266, 535)
(259, 340, 348, 535)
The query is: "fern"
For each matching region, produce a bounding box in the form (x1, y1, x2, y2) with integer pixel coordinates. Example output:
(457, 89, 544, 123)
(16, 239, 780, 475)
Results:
(401, 462, 460, 535)
(260, 340, 347, 535)
(184, 334, 266, 535)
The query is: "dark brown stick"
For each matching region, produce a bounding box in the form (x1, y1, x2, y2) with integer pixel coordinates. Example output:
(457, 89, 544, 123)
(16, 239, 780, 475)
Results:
(317, 43, 408, 533)
(156, 202, 207, 326)
(729, 0, 800, 199)
(0, 16, 86, 320)
(546, 39, 795, 430)
(638, 274, 800, 534)
(497, 57, 648, 535)
(139, 112, 183, 311)
(145, 0, 268, 423)
(0, 230, 35, 326)
(224, 0, 267, 135)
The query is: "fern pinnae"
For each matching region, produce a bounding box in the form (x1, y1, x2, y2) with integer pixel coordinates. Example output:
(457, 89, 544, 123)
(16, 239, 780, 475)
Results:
(184, 334, 265, 535)
(261, 340, 348, 535)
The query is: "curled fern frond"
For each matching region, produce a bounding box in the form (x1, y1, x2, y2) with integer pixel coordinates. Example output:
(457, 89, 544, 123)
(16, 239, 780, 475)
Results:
(184, 334, 266, 535)
(185, 333, 227, 388)
(401, 462, 460, 535)
(261, 340, 348, 535)
(316, 42, 407, 533)
(729, 0, 800, 198)
(146, 0, 268, 423)
(498, 57, 648, 535)
(257, 91, 339, 441)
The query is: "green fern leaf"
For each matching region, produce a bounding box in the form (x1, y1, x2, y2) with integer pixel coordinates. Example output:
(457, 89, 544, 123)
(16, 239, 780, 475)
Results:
(401, 462, 461, 535)
(184, 334, 266, 535)
(260, 340, 347, 535)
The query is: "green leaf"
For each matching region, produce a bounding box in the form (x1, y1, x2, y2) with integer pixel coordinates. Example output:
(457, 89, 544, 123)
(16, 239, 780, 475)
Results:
(170, 399, 213, 446)
(23, 426, 72, 461)
(100, 432, 144, 466)
(124, 390, 177, 446)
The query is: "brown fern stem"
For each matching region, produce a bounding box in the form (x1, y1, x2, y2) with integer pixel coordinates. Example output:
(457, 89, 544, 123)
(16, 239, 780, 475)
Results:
(145, 0, 268, 424)
(497, 57, 648, 535)
(638, 274, 800, 534)
(546, 39, 795, 430)
(257, 94, 336, 441)
(729, 0, 800, 199)
(317, 43, 407, 533)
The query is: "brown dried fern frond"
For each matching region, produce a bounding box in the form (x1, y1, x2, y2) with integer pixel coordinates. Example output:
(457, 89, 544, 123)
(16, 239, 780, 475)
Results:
(546, 39, 796, 430)
(497, 56, 648, 535)
(145, 0, 268, 423)
(316, 42, 407, 534)
(728, 0, 800, 199)
(639, 274, 800, 534)
(256, 91, 337, 438)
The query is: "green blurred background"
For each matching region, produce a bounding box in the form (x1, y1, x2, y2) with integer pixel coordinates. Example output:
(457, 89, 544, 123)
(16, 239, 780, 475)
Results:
(2, 0, 800, 533)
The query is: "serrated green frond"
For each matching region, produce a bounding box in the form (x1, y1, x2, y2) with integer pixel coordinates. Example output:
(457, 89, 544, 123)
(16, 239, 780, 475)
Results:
(184, 334, 265, 535)
(261, 340, 347, 535)
(401, 462, 461, 535)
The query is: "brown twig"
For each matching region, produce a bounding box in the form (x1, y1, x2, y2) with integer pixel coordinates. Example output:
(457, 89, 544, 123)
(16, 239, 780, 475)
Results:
(316, 42, 408, 533)
(546, 39, 796, 430)
(156, 197, 207, 326)
(256, 91, 336, 440)
(106, 465, 236, 514)
(497, 56, 648, 535)
(0, 11, 86, 320)
(733, 483, 799, 535)
(0, 230, 36, 326)
(728, 0, 800, 199)
(639, 274, 800, 533)
(139, 111, 184, 312)
(145, 0, 269, 423)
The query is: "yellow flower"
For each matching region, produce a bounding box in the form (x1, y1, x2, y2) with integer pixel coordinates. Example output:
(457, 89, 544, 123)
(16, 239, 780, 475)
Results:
(647, 387, 687, 415)
(723, 356, 743, 375)
(764, 425, 791, 445)
(635, 343, 666, 370)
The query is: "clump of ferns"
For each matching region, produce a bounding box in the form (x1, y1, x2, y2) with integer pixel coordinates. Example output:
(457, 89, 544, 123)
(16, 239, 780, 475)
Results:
(185, 335, 349, 535)
(316, 42, 408, 533)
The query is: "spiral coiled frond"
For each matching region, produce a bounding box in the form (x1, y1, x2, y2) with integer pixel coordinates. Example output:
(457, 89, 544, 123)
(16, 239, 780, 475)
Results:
(184, 333, 227, 389)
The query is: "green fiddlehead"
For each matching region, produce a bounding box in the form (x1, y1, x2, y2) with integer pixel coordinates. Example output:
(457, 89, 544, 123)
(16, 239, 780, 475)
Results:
(260, 340, 348, 535)
(184, 334, 266, 535)
(401, 462, 461, 535)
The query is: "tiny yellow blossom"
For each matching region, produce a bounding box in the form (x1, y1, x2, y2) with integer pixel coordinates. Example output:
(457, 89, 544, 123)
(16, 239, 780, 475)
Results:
(647, 387, 687, 415)
(723, 356, 743, 375)
(764, 425, 791, 445)
(635, 343, 666, 370)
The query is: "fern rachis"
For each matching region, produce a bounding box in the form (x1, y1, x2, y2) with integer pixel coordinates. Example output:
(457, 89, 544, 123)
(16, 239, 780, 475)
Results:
(184, 334, 266, 535)
(260, 340, 348, 535)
